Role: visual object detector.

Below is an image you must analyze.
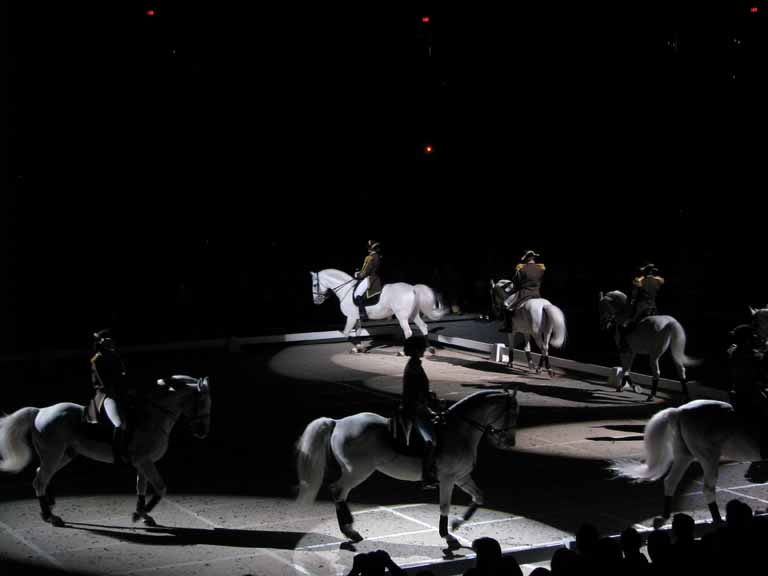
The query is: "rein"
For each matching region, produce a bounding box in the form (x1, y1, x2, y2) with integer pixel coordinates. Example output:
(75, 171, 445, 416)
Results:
(454, 393, 516, 436)
(314, 273, 357, 302)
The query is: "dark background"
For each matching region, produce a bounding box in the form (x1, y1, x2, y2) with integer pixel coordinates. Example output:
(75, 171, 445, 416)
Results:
(5, 2, 768, 372)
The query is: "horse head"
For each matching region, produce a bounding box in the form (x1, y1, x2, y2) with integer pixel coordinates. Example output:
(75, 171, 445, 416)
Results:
(490, 279, 513, 319)
(599, 290, 628, 330)
(750, 306, 768, 339)
(310, 271, 330, 304)
(450, 389, 519, 450)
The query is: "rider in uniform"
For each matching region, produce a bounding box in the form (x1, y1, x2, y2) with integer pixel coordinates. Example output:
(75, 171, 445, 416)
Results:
(402, 335, 439, 489)
(618, 263, 665, 352)
(353, 240, 382, 322)
(501, 250, 546, 332)
(88, 329, 133, 464)
(727, 311, 768, 459)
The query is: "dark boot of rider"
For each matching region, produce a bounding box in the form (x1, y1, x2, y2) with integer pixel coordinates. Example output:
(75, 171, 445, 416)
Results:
(112, 426, 130, 465)
(354, 295, 368, 322)
(421, 442, 438, 490)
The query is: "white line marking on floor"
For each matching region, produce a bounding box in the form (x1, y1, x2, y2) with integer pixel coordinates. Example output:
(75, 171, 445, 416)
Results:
(0, 519, 65, 570)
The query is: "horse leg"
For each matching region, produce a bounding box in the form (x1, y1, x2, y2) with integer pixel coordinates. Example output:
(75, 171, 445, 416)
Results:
(33, 449, 71, 526)
(395, 311, 414, 356)
(660, 453, 694, 522)
(698, 452, 723, 523)
(329, 469, 373, 542)
(647, 356, 661, 401)
(621, 353, 639, 394)
(132, 473, 157, 526)
(524, 337, 534, 370)
(438, 478, 462, 550)
(451, 475, 484, 531)
(674, 360, 689, 399)
(132, 459, 167, 524)
(506, 332, 516, 368)
(413, 315, 435, 354)
(342, 317, 364, 353)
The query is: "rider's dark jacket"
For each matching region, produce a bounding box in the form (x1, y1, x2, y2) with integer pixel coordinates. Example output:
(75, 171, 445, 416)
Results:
(511, 262, 545, 306)
(403, 356, 430, 411)
(629, 274, 664, 320)
(359, 250, 382, 298)
(91, 350, 128, 399)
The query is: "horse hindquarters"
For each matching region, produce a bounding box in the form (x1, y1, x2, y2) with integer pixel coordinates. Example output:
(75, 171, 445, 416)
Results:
(295, 417, 336, 505)
(0, 407, 38, 473)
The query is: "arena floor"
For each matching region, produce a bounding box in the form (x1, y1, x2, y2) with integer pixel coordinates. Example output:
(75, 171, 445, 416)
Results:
(1, 341, 766, 576)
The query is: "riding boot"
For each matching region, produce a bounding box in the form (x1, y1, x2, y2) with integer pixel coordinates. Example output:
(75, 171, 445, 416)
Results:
(354, 295, 368, 321)
(421, 442, 438, 490)
(112, 427, 129, 465)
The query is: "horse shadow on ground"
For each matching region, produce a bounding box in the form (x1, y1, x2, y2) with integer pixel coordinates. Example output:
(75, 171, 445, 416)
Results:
(63, 522, 452, 558)
(462, 381, 644, 406)
(426, 355, 530, 376)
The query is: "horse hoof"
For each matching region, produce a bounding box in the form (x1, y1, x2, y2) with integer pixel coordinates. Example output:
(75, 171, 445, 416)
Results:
(652, 517, 667, 530)
(427, 347, 436, 355)
(445, 535, 462, 550)
(341, 525, 363, 543)
(43, 513, 64, 527)
(450, 518, 463, 531)
(535, 368, 541, 374)
(143, 515, 157, 527)
(396, 350, 405, 357)
(350, 348, 359, 354)
(132, 512, 143, 523)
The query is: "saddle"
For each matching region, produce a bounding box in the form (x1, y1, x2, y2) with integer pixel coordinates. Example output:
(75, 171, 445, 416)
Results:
(389, 400, 444, 457)
(354, 291, 381, 307)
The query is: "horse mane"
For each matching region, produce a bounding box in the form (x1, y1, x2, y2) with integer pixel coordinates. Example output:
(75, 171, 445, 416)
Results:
(321, 269, 353, 283)
(605, 290, 628, 305)
(448, 389, 510, 414)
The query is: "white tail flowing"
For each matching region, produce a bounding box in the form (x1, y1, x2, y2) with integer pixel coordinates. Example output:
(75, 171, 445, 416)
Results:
(414, 284, 448, 321)
(543, 304, 567, 349)
(0, 408, 38, 473)
(667, 321, 702, 367)
(295, 417, 336, 506)
(610, 407, 679, 481)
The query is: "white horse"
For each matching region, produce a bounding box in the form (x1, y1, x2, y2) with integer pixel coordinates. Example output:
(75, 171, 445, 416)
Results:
(311, 268, 447, 353)
(490, 280, 567, 376)
(599, 290, 698, 399)
(295, 389, 518, 549)
(0, 376, 212, 526)
(610, 399, 764, 524)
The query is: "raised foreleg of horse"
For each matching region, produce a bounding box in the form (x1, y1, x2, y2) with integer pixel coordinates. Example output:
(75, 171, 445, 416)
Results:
(132, 459, 167, 525)
(341, 316, 366, 353)
(450, 475, 484, 533)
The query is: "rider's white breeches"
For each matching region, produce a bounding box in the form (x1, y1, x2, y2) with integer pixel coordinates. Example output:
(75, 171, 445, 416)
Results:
(354, 278, 370, 299)
(103, 397, 125, 429)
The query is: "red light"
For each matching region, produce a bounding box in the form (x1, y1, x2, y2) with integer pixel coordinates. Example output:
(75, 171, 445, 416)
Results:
(422, 16, 430, 23)
(425, 145, 433, 154)
(146, 10, 155, 16)
(750, 6, 759, 13)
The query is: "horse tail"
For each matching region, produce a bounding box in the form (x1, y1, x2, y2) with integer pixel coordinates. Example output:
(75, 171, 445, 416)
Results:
(609, 407, 680, 482)
(543, 304, 567, 349)
(414, 284, 449, 320)
(295, 417, 336, 506)
(668, 320, 702, 367)
(0, 407, 38, 473)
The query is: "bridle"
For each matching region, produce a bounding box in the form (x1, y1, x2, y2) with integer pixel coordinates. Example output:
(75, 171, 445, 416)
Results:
(313, 272, 357, 303)
(456, 392, 517, 437)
